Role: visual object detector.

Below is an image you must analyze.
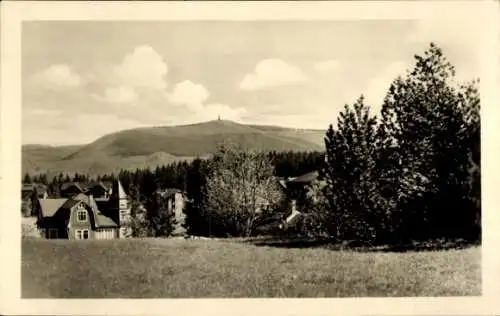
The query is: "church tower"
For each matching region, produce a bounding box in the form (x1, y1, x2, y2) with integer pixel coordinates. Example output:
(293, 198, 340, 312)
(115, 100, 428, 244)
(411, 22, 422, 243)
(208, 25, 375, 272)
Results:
(111, 180, 132, 238)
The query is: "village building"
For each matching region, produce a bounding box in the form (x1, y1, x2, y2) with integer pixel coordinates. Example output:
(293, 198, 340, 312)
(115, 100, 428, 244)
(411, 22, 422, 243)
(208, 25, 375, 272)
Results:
(155, 188, 188, 236)
(21, 183, 48, 216)
(33, 180, 132, 240)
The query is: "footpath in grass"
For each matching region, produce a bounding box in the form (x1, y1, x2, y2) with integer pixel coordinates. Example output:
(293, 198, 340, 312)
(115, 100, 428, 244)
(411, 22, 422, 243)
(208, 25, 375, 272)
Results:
(21, 238, 481, 298)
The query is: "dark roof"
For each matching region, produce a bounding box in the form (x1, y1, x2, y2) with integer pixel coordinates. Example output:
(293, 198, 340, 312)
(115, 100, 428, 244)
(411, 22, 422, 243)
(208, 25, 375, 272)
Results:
(60, 182, 87, 192)
(88, 182, 110, 191)
(39, 199, 68, 217)
(102, 181, 113, 189)
(60, 198, 82, 210)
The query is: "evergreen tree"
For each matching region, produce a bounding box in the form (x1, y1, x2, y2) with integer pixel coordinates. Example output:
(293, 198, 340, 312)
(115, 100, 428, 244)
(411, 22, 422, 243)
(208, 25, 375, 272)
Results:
(380, 42, 480, 242)
(127, 184, 150, 237)
(149, 192, 175, 237)
(23, 173, 32, 184)
(322, 96, 385, 244)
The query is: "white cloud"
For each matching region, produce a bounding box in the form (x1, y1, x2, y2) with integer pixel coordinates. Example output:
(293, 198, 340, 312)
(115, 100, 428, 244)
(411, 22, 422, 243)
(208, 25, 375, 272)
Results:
(94, 86, 138, 104)
(314, 60, 340, 73)
(168, 80, 210, 112)
(362, 61, 411, 110)
(92, 45, 168, 105)
(167, 80, 246, 123)
(113, 45, 168, 90)
(239, 58, 308, 90)
(30, 64, 81, 90)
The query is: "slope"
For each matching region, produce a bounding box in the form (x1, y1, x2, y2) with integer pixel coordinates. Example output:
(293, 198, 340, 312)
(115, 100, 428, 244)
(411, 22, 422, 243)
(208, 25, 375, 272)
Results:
(22, 120, 325, 176)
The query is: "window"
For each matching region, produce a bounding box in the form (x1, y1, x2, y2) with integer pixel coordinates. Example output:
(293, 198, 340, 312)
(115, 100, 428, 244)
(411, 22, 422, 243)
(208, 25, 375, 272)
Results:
(119, 209, 130, 222)
(120, 227, 129, 238)
(75, 229, 89, 240)
(77, 210, 87, 222)
(96, 228, 115, 240)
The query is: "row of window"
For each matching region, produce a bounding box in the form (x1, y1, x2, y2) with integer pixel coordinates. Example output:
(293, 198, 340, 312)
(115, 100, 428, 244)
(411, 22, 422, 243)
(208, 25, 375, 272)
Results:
(77, 203, 130, 223)
(75, 229, 89, 239)
(95, 228, 115, 240)
(40, 228, 121, 240)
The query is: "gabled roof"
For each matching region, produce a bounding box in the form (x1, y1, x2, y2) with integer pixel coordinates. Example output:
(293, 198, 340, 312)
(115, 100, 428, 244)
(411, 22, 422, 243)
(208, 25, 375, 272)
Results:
(72, 193, 90, 204)
(39, 195, 119, 228)
(88, 182, 110, 191)
(94, 213, 119, 228)
(39, 199, 68, 217)
(110, 180, 127, 199)
(60, 182, 87, 193)
(87, 193, 119, 228)
(60, 198, 82, 210)
(116, 180, 127, 199)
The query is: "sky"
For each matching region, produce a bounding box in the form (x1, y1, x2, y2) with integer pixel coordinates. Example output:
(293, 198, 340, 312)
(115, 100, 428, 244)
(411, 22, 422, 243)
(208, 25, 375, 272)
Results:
(22, 20, 481, 145)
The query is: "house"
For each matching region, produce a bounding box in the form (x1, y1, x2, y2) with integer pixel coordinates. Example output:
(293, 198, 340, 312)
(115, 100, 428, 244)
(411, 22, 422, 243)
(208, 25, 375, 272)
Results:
(280, 171, 320, 206)
(87, 181, 112, 200)
(21, 183, 48, 217)
(35, 180, 132, 240)
(156, 188, 186, 219)
(22, 183, 49, 200)
(257, 171, 321, 232)
(155, 188, 187, 236)
(60, 182, 88, 198)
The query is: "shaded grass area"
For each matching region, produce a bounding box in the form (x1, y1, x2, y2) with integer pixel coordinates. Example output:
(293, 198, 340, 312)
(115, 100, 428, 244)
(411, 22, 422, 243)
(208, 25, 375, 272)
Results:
(22, 238, 481, 298)
(246, 236, 479, 252)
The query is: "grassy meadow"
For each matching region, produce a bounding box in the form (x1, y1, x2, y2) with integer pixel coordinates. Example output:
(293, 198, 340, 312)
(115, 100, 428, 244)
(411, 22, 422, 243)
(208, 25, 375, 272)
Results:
(22, 238, 481, 298)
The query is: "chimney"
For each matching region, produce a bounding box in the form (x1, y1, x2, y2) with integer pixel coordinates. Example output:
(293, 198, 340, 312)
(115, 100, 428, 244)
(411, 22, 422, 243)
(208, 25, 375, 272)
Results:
(88, 194, 96, 209)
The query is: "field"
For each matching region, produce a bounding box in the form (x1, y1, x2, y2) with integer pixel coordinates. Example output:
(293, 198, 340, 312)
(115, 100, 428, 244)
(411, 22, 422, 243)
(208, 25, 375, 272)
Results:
(22, 238, 481, 298)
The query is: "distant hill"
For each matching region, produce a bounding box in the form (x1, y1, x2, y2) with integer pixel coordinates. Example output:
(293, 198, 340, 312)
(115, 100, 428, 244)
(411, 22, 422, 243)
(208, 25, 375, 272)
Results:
(22, 120, 325, 176)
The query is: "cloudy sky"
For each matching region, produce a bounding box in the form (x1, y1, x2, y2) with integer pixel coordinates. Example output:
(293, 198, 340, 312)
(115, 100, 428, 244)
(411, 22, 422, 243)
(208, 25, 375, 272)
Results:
(22, 20, 481, 145)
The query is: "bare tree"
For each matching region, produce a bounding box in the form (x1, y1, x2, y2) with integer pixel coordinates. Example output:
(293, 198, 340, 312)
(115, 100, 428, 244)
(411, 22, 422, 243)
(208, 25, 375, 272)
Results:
(203, 142, 284, 237)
